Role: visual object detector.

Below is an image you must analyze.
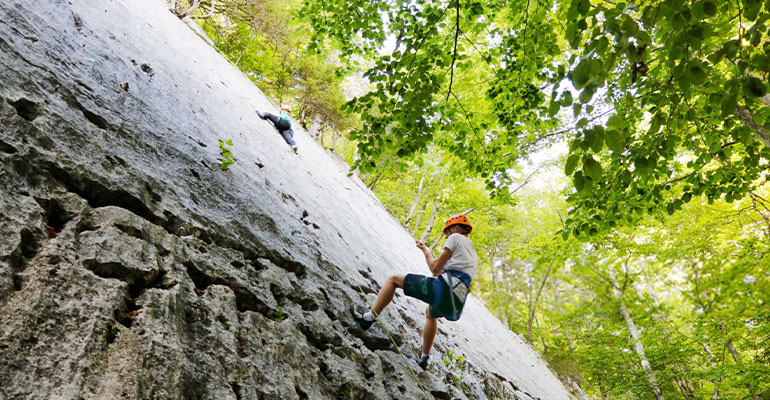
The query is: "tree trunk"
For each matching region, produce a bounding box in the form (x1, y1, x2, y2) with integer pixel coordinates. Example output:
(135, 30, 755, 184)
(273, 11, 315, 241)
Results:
(566, 376, 590, 400)
(526, 262, 553, 343)
(308, 115, 323, 140)
(534, 316, 548, 354)
(367, 172, 382, 190)
(735, 105, 770, 147)
(419, 201, 438, 242)
(488, 252, 507, 322)
(177, 0, 201, 18)
(599, 376, 609, 400)
(727, 339, 760, 400)
(411, 199, 428, 235)
(188, 0, 216, 19)
(611, 271, 665, 400)
(499, 261, 509, 326)
(404, 173, 426, 226)
(616, 300, 665, 399)
(645, 279, 696, 398)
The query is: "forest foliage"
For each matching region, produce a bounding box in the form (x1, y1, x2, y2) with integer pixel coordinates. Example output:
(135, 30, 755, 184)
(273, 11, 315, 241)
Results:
(171, 0, 770, 398)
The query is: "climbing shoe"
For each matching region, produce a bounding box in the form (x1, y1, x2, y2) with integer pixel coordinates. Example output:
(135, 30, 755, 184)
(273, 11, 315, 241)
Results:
(291, 145, 298, 154)
(417, 354, 430, 370)
(349, 303, 374, 331)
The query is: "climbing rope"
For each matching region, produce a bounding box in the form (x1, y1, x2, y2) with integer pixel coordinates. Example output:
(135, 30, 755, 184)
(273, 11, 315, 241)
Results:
(228, 85, 520, 399)
(264, 144, 432, 399)
(328, 208, 522, 400)
(246, 148, 519, 398)
(319, 224, 433, 399)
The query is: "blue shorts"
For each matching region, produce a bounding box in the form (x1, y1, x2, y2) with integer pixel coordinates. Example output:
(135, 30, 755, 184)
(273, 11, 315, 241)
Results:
(403, 272, 471, 321)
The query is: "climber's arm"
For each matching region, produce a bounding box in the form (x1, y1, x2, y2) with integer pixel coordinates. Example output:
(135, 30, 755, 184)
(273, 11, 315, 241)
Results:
(416, 240, 452, 277)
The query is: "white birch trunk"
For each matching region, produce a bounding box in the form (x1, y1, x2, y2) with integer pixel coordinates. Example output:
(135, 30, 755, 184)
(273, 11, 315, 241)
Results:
(418, 201, 438, 242)
(727, 339, 760, 400)
(411, 199, 427, 235)
(404, 173, 425, 226)
(611, 273, 665, 400)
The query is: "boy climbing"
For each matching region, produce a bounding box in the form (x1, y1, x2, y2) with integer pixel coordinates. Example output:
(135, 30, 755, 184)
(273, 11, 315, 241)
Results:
(349, 214, 477, 369)
(256, 105, 298, 153)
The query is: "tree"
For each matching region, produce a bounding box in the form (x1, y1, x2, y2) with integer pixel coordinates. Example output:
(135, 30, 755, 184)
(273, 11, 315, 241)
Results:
(298, 0, 770, 232)
(556, 0, 770, 238)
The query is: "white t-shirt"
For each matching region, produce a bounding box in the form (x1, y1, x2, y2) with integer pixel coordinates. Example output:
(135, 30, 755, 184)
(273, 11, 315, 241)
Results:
(442, 233, 478, 279)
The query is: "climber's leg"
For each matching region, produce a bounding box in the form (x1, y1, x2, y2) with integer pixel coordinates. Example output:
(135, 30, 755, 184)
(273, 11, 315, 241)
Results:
(350, 274, 404, 331)
(371, 274, 404, 316)
(279, 129, 296, 147)
(418, 307, 438, 369)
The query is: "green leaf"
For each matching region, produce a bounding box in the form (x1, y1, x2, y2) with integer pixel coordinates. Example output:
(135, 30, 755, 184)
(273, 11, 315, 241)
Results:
(708, 48, 725, 64)
(607, 114, 625, 130)
(691, 2, 705, 19)
(580, 85, 596, 103)
(605, 129, 623, 153)
(574, 170, 586, 193)
(703, 1, 717, 16)
(548, 100, 560, 116)
(583, 156, 603, 181)
(744, 0, 761, 21)
(634, 157, 648, 170)
(743, 76, 767, 97)
(585, 126, 605, 152)
(573, 103, 582, 118)
(648, 117, 661, 135)
(721, 95, 738, 117)
(576, 0, 590, 16)
(573, 60, 591, 89)
(688, 65, 707, 85)
(620, 169, 632, 186)
(621, 15, 638, 35)
(565, 154, 580, 176)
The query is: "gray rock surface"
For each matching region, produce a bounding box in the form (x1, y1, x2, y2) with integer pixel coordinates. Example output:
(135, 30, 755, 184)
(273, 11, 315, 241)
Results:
(0, 1, 574, 399)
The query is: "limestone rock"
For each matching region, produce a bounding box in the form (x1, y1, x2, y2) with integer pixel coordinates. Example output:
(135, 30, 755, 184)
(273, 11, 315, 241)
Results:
(0, 1, 574, 399)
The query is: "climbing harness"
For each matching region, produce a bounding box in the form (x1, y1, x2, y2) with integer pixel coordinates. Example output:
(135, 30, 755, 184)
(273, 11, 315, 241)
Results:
(440, 270, 471, 321)
(236, 95, 519, 400)
(321, 231, 433, 399)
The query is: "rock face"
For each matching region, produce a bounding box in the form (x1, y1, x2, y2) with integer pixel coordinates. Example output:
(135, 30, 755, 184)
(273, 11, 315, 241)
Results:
(0, 1, 574, 399)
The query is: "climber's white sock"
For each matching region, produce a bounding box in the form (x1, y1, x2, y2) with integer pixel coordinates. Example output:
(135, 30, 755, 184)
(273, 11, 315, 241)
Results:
(363, 311, 375, 321)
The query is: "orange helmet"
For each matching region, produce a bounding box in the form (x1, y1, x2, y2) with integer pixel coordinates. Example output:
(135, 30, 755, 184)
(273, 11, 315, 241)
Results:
(443, 214, 472, 233)
(280, 105, 292, 114)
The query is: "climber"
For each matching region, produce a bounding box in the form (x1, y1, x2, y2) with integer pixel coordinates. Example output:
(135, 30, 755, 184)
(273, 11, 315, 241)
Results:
(256, 105, 298, 153)
(349, 214, 477, 369)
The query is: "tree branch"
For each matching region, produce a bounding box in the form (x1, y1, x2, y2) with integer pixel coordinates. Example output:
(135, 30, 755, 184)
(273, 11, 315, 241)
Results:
(446, 0, 460, 102)
(189, 0, 217, 19)
(515, 0, 532, 91)
(178, 0, 201, 18)
(533, 108, 614, 143)
(664, 171, 696, 185)
(450, 91, 486, 153)
(389, 2, 453, 114)
(735, 105, 770, 147)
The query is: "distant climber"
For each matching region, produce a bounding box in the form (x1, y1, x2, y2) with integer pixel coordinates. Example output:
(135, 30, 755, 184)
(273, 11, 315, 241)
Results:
(350, 214, 477, 369)
(256, 105, 298, 153)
